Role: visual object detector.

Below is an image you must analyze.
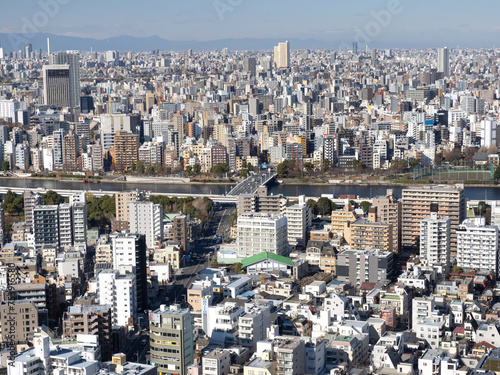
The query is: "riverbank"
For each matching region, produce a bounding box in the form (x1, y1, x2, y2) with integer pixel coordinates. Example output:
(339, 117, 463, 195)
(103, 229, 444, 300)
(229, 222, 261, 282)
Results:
(4, 174, 500, 188)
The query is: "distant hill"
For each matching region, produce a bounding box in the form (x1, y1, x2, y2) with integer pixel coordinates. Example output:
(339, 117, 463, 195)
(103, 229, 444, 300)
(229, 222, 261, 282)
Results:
(0, 33, 341, 53)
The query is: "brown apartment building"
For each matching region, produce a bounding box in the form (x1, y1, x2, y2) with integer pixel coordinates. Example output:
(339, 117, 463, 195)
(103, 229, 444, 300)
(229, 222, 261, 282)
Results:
(62, 304, 113, 360)
(113, 131, 139, 172)
(402, 184, 466, 256)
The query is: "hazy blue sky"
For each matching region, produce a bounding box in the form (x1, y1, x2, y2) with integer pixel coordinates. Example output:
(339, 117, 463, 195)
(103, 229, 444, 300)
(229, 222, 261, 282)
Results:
(1, 0, 499, 47)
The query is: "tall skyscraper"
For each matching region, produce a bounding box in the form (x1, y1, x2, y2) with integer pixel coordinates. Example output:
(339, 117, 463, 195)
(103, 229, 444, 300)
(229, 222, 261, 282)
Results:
(43, 65, 71, 107)
(274, 41, 290, 69)
(50, 51, 81, 108)
(438, 47, 450, 77)
(352, 42, 358, 55)
(243, 57, 256, 77)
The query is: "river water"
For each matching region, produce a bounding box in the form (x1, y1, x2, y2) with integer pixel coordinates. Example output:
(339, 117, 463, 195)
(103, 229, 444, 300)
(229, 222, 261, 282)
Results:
(0, 178, 499, 201)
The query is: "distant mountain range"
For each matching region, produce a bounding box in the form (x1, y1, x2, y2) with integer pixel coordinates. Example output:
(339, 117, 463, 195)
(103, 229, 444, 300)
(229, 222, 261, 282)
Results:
(0, 33, 345, 53)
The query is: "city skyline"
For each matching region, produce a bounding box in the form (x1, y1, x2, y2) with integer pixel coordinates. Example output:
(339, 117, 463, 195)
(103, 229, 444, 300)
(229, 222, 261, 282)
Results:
(0, 0, 500, 51)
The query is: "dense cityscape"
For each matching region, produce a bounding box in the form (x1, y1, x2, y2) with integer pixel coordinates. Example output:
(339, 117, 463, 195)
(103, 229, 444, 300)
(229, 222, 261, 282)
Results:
(2, 10, 500, 375)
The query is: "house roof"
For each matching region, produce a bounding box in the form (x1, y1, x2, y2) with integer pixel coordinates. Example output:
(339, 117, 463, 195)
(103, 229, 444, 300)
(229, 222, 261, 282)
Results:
(241, 252, 293, 268)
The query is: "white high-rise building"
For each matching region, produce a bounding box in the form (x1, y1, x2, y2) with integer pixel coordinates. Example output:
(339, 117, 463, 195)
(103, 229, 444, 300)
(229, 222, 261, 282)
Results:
(480, 118, 497, 148)
(274, 41, 290, 69)
(285, 195, 312, 248)
(457, 218, 499, 277)
(237, 213, 288, 258)
(97, 269, 136, 327)
(420, 212, 451, 269)
(129, 201, 164, 248)
(49, 51, 81, 108)
(72, 202, 87, 250)
(58, 204, 73, 248)
(438, 47, 450, 77)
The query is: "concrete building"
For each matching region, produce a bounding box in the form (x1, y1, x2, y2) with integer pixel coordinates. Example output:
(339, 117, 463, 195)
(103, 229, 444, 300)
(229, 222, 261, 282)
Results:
(336, 249, 394, 287)
(33, 205, 59, 249)
(346, 218, 393, 253)
(457, 218, 500, 277)
(114, 191, 144, 232)
(111, 233, 148, 311)
(331, 200, 358, 236)
(149, 304, 194, 375)
(97, 269, 137, 328)
(173, 215, 188, 254)
(401, 184, 466, 256)
(24, 190, 42, 232)
(420, 212, 451, 269)
(237, 213, 288, 258)
(49, 51, 81, 108)
(0, 300, 38, 344)
(238, 188, 288, 216)
(202, 349, 231, 375)
(43, 65, 71, 107)
(113, 131, 139, 172)
(438, 47, 450, 77)
(62, 304, 112, 360)
(285, 195, 312, 248)
(129, 201, 164, 248)
(372, 189, 401, 253)
(274, 41, 290, 69)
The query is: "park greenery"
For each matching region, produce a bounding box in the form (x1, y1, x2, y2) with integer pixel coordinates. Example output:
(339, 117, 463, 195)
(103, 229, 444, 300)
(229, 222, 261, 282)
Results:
(149, 195, 213, 222)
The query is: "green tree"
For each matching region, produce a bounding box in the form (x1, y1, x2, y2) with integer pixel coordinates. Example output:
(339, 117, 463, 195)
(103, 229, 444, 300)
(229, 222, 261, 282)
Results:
(477, 201, 487, 216)
(193, 164, 201, 174)
(359, 201, 372, 212)
(495, 165, 500, 180)
(210, 257, 218, 268)
(211, 163, 229, 176)
(304, 162, 314, 172)
(277, 162, 288, 176)
(185, 165, 193, 175)
(307, 199, 318, 215)
(1, 161, 9, 171)
(316, 197, 332, 216)
(136, 161, 145, 174)
(146, 166, 155, 175)
(240, 168, 249, 178)
(234, 262, 242, 273)
(156, 163, 163, 175)
(322, 159, 331, 172)
(43, 190, 64, 205)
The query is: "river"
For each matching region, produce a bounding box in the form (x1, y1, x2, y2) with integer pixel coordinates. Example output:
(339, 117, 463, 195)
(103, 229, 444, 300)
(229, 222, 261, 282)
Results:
(0, 178, 499, 201)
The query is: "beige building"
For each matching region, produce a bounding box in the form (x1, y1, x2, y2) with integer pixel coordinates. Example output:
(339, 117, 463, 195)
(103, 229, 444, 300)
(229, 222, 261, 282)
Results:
(95, 235, 113, 265)
(346, 218, 393, 253)
(372, 189, 402, 253)
(274, 41, 290, 69)
(331, 200, 358, 235)
(113, 191, 144, 232)
(0, 300, 38, 343)
(153, 245, 181, 270)
(402, 184, 466, 256)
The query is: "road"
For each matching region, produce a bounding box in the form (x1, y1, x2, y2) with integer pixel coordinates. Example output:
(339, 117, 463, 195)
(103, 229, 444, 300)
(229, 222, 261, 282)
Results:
(228, 168, 276, 196)
(164, 202, 236, 306)
(125, 330, 149, 363)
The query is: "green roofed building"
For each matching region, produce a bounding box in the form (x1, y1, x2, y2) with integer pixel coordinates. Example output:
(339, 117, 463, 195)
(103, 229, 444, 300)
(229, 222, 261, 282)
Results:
(241, 251, 293, 275)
